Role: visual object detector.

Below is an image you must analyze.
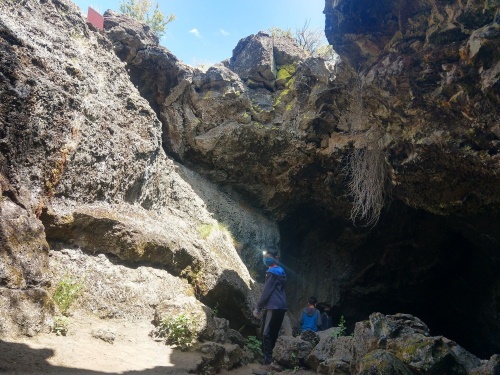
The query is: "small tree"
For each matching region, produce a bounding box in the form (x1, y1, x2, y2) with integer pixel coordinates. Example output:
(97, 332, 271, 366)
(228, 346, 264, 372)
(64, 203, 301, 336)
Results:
(267, 26, 293, 38)
(295, 20, 337, 61)
(268, 22, 337, 62)
(313, 44, 337, 61)
(294, 20, 324, 55)
(119, 0, 175, 38)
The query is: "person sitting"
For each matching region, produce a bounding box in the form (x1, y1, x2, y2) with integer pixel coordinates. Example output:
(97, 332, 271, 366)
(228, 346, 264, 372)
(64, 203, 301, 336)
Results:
(299, 296, 322, 332)
(318, 303, 333, 331)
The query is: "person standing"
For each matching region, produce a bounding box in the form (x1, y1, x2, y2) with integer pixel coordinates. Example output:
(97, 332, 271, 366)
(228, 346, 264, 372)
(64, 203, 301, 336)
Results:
(252, 250, 287, 374)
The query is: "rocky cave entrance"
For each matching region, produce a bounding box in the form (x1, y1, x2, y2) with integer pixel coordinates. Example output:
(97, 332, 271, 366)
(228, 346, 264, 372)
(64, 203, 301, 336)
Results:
(279, 201, 500, 359)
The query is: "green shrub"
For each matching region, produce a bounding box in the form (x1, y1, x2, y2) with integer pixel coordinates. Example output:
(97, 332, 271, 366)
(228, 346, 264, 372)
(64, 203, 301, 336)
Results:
(331, 315, 347, 338)
(212, 302, 219, 317)
(267, 26, 293, 38)
(52, 316, 69, 336)
(157, 314, 195, 350)
(244, 335, 262, 356)
(53, 277, 83, 315)
(119, 0, 175, 38)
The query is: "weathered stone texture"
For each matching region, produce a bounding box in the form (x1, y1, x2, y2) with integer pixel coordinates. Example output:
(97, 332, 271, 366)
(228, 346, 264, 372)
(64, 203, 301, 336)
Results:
(0, 0, 275, 336)
(1, 0, 499, 362)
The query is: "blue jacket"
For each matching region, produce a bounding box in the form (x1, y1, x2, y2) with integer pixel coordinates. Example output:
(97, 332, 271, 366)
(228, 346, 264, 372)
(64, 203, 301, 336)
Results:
(319, 312, 333, 331)
(299, 307, 322, 332)
(256, 266, 287, 310)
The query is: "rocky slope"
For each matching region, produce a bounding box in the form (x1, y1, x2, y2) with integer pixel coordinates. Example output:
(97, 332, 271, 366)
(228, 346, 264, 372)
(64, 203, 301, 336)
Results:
(0, 0, 499, 365)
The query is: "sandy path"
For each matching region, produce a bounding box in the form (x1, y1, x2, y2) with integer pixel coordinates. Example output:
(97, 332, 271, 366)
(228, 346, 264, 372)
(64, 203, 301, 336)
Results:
(0, 315, 262, 374)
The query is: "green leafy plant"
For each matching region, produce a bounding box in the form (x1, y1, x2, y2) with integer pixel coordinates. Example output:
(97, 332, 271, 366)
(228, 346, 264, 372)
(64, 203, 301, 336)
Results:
(198, 363, 214, 375)
(314, 44, 336, 61)
(212, 302, 219, 317)
(119, 0, 175, 38)
(291, 351, 299, 367)
(190, 267, 204, 283)
(331, 315, 347, 338)
(267, 26, 292, 38)
(269, 21, 337, 62)
(244, 335, 262, 356)
(156, 314, 195, 350)
(184, 266, 205, 296)
(198, 223, 214, 238)
(53, 277, 83, 315)
(283, 353, 300, 373)
(52, 316, 69, 336)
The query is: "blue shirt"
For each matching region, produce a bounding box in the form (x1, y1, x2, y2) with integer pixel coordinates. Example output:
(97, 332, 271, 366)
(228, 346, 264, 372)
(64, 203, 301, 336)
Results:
(299, 307, 322, 332)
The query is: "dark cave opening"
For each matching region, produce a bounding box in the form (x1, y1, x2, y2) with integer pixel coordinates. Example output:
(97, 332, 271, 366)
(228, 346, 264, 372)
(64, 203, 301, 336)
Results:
(279, 201, 500, 359)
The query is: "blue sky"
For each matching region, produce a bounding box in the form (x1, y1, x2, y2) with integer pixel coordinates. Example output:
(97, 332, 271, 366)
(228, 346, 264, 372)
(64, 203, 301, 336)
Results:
(71, 0, 327, 65)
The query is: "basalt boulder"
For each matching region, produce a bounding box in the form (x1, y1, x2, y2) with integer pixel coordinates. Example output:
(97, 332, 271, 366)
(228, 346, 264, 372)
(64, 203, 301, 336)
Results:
(306, 334, 353, 371)
(357, 350, 413, 375)
(276, 313, 487, 374)
(273, 335, 314, 368)
(0, 193, 53, 336)
(351, 313, 482, 375)
(195, 341, 248, 374)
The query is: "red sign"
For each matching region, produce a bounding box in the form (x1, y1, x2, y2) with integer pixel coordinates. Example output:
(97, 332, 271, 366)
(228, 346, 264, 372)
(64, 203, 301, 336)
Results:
(87, 7, 104, 30)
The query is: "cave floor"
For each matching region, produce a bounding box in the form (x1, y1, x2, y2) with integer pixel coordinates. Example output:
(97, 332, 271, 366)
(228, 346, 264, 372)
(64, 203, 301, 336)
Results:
(0, 313, 315, 374)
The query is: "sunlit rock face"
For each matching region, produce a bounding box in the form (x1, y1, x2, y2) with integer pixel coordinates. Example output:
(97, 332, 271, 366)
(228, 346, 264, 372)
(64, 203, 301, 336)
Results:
(104, 15, 344, 220)
(0, 197, 53, 336)
(0, 0, 281, 334)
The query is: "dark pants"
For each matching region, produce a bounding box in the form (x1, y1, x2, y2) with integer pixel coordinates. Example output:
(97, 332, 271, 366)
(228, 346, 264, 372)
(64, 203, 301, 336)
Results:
(261, 309, 286, 364)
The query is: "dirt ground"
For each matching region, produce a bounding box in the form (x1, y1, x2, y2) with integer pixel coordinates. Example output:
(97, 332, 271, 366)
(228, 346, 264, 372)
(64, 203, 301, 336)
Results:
(0, 314, 314, 375)
(0, 314, 262, 375)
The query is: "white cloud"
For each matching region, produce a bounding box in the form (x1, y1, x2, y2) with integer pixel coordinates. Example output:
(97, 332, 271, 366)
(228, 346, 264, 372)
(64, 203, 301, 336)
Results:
(219, 29, 230, 36)
(189, 28, 201, 38)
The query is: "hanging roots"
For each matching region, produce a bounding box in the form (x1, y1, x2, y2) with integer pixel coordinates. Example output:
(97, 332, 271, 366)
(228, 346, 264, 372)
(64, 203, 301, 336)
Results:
(346, 146, 386, 227)
(338, 74, 388, 227)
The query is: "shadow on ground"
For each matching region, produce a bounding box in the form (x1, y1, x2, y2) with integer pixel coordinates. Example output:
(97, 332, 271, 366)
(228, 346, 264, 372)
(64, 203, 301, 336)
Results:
(0, 340, 195, 374)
